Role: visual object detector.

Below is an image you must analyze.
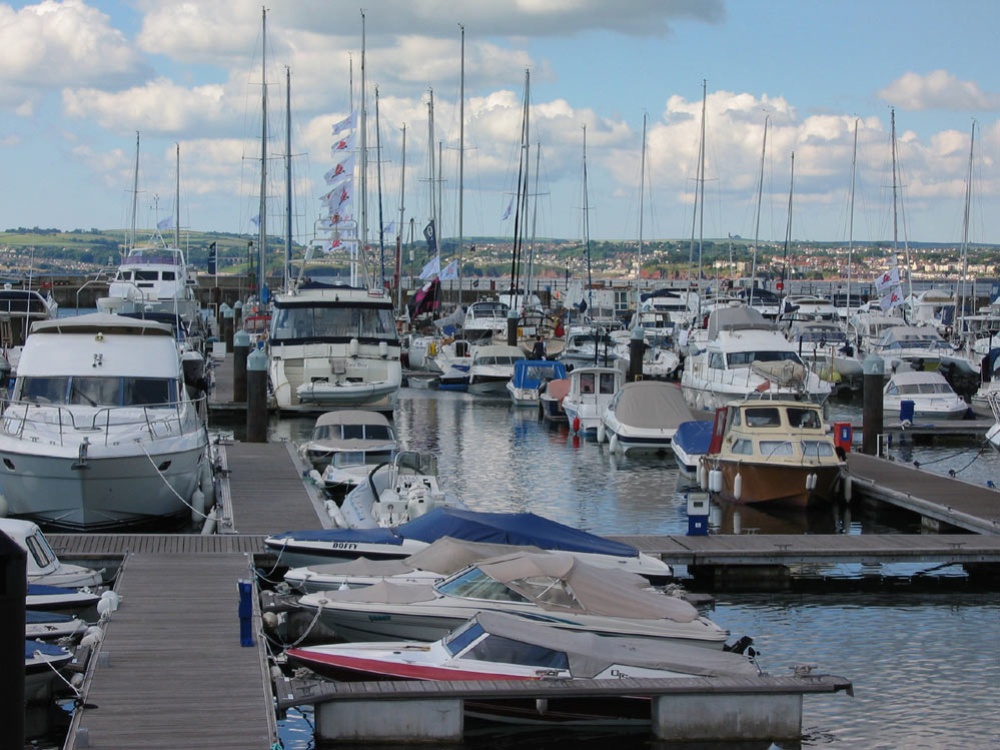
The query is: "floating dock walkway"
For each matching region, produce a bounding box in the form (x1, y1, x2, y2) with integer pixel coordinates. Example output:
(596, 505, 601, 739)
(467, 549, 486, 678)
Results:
(50, 426, 1000, 747)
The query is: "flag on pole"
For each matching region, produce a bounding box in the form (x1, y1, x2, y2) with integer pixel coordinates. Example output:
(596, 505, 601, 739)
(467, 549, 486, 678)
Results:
(250, 214, 260, 228)
(381, 220, 395, 237)
(880, 288, 904, 310)
(439, 258, 459, 281)
(331, 134, 352, 154)
(423, 220, 437, 255)
(324, 154, 354, 184)
(207, 242, 217, 275)
(331, 112, 356, 136)
(874, 265, 900, 294)
(418, 254, 440, 280)
(501, 197, 514, 221)
(157, 216, 173, 230)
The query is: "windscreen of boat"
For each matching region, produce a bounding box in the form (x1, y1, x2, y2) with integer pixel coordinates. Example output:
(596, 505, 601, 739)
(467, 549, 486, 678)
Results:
(443, 620, 569, 669)
(17, 376, 178, 407)
(436, 567, 531, 604)
(331, 449, 395, 469)
(727, 350, 802, 367)
(270, 303, 398, 344)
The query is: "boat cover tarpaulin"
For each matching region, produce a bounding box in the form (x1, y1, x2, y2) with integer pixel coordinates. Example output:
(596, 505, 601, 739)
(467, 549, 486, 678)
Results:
(397, 508, 640, 557)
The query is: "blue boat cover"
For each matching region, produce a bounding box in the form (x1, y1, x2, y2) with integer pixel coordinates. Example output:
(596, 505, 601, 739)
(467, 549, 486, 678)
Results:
(26, 610, 74, 624)
(512, 360, 568, 390)
(397, 507, 639, 557)
(25, 639, 69, 659)
(673, 419, 713, 455)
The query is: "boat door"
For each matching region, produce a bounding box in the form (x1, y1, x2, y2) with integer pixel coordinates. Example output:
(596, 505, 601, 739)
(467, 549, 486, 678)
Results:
(708, 406, 729, 454)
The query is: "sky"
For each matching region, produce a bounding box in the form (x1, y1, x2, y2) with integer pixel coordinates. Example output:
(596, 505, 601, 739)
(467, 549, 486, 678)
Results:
(2, 0, 1000, 252)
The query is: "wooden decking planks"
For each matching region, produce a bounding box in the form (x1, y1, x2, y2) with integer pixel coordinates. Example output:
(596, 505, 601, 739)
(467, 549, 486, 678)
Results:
(69, 552, 275, 749)
(846, 452, 1000, 533)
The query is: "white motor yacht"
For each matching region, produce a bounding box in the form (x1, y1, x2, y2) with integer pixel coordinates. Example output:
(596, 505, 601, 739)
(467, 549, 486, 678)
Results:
(0, 313, 212, 530)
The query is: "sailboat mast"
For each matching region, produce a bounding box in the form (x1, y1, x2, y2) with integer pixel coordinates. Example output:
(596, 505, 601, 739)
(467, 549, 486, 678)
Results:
(582, 124, 593, 316)
(958, 120, 976, 335)
(285, 66, 292, 289)
(749, 115, 768, 309)
(781, 152, 794, 295)
(174, 142, 180, 249)
(427, 88, 436, 252)
(508, 69, 530, 303)
(696, 80, 707, 300)
(846, 119, 858, 322)
(637, 111, 647, 315)
(375, 86, 386, 287)
(890, 108, 915, 313)
(257, 7, 267, 302)
(396, 124, 406, 310)
(457, 23, 465, 306)
(358, 10, 369, 287)
(130, 131, 139, 255)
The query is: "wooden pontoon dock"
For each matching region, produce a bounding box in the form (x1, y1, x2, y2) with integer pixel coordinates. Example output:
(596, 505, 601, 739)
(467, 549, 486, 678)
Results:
(46, 425, 999, 747)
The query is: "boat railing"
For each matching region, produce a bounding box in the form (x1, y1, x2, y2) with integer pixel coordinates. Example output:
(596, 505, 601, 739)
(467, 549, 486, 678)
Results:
(1, 397, 204, 447)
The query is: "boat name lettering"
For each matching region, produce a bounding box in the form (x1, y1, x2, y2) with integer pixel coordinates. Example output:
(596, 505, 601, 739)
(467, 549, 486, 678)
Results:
(609, 669, 633, 679)
(367, 614, 391, 622)
(328, 542, 358, 550)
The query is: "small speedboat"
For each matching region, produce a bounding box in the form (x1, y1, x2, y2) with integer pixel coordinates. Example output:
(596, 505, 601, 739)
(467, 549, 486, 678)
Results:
(671, 419, 714, 477)
(265, 506, 672, 581)
(286, 611, 758, 726)
(25, 639, 74, 702)
(26, 610, 90, 640)
(506, 359, 567, 407)
(0, 518, 104, 588)
(883, 370, 969, 422)
(292, 551, 723, 648)
(300, 410, 397, 475)
(27, 583, 102, 613)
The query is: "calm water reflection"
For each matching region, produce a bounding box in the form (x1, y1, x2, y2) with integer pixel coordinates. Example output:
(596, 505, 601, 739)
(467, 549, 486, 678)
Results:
(249, 389, 1000, 749)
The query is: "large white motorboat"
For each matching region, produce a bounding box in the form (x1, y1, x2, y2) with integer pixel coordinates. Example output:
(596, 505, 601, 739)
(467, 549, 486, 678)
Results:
(0, 313, 213, 530)
(786, 319, 864, 392)
(292, 551, 728, 648)
(463, 299, 510, 342)
(681, 306, 832, 412)
(267, 281, 401, 412)
(97, 241, 200, 324)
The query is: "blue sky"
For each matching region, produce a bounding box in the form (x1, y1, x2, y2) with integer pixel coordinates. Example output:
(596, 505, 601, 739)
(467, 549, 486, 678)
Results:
(2, 0, 999, 253)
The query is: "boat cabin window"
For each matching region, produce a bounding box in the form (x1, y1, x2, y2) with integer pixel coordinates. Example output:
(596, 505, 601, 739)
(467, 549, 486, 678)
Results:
(802, 440, 835, 458)
(731, 438, 754, 455)
(599, 373, 617, 394)
(759, 440, 794, 457)
(25, 530, 56, 570)
(787, 407, 822, 429)
(18, 376, 177, 407)
(437, 568, 530, 603)
(270, 304, 398, 343)
(709, 352, 725, 369)
(579, 373, 595, 394)
(744, 407, 782, 427)
(727, 351, 801, 367)
(465, 634, 570, 670)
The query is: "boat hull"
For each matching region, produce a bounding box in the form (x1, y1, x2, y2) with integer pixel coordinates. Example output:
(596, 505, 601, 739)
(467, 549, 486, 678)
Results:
(0, 441, 207, 530)
(704, 459, 842, 508)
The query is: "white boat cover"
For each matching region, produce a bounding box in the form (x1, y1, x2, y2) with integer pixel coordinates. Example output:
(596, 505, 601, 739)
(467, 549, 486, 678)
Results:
(612, 381, 692, 430)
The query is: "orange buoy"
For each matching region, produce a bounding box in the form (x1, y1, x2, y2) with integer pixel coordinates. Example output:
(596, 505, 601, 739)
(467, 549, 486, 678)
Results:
(572, 416, 581, 433)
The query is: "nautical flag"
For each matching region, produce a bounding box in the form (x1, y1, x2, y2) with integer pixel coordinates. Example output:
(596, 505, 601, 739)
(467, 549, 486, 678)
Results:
(324, 154, 354, 185)
(439, 258, 459, 281)
(381, 221, 395, 237)
(331, 112, 356, 136)
(880, 288, 904, 310)
(250, 214, 260, 228)
(423, 220, 437, 255)
(418, 254, 440, 280)
(501, 196, 514, 221)
(157, 216, 173, 230)
(874, 265, 900, 294)
(331, 134, 352, 154)
(407, 278, 441, 318)
(207, 242, 217, 275)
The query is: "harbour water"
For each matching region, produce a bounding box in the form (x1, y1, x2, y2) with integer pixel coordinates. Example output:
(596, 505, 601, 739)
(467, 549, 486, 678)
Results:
(260, 388, 1000, 749)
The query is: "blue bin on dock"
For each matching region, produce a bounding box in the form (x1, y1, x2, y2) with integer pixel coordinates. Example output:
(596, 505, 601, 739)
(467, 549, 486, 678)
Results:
(237, 579, 254, 647)
(899, 399, 915, 423)
(686, 492, 710, 537)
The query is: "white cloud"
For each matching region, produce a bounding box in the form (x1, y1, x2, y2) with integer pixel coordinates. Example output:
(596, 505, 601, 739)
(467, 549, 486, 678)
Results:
(0, 0, 147, 94)
(879, 70, 1000, 112)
